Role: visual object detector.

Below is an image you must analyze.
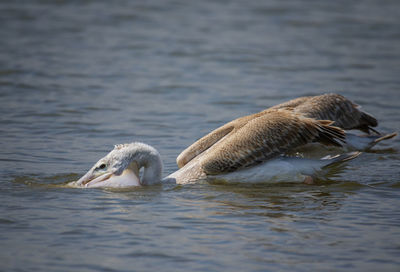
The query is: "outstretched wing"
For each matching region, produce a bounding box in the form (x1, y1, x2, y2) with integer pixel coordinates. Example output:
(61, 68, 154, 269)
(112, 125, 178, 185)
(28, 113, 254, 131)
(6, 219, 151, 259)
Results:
(177, 93, 374, 169)
(271, 93, 378, 133)
(200, 109, 345, 175)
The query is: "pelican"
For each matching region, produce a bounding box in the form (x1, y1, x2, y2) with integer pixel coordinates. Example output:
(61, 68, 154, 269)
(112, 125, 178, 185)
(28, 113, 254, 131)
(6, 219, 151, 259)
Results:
(74, 108, 355, 188)
(72, 93, 396, 188)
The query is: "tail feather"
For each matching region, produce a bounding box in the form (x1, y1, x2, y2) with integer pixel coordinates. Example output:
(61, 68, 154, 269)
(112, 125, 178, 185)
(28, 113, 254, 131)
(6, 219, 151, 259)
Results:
(373, 132, 397, 144)
(321, 151, 361, 168)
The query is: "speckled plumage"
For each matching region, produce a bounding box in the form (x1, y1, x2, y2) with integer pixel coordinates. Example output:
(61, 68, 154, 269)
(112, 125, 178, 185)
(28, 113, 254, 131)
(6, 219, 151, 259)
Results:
(177, 93, 381, 170)
(199, 109, 345, 174)
(176, 108, 345, 179)
(173, 93, 395, 184)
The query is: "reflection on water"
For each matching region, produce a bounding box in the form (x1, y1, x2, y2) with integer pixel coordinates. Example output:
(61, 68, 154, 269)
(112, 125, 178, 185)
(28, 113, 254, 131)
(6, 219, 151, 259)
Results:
(1, 0, 400, 271)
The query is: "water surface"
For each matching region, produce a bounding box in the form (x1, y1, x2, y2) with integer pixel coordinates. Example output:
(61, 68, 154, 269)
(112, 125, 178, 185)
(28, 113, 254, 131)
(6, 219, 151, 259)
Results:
(1, 0, 400, 271)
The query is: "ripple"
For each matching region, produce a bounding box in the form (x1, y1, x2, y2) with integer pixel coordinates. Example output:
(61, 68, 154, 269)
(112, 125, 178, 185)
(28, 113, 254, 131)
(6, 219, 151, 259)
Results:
(1, 0, 400, 271)
(0, 218, 16, 224)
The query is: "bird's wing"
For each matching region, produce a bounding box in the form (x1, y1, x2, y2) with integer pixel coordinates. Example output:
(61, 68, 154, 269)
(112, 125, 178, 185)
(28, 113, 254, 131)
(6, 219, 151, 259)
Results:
(176, 113, 259, 168)
(200, 109, 345, 175)
(177, 93, 372, 169)
(273, 93, 378, 133)
(267, 96, 312, 110)
(176, 123, 234, 168)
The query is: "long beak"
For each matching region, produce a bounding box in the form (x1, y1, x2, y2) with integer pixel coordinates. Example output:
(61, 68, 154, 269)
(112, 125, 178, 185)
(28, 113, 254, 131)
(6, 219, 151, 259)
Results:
(76, 169, 141, 188)
(74, 171, 111, 187)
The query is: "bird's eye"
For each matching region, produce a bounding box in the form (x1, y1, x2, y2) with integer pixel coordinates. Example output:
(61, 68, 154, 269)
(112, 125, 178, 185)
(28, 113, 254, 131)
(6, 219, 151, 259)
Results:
(98, 164, 106, 170)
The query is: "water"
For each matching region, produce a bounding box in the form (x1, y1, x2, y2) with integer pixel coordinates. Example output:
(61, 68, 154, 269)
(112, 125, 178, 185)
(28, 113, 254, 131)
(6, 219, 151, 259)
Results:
(1, 0, 400, 271)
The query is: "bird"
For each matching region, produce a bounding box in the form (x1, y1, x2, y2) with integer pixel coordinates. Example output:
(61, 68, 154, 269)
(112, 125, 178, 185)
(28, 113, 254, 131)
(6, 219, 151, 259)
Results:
(73, 106, 361, 188)
(72, 93, 395, 188)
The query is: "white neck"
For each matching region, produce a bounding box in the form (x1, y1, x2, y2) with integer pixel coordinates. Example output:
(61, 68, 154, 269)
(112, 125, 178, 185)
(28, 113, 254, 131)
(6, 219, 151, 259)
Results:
(126, 144, 163, 185)
(140, 154, 163, 185)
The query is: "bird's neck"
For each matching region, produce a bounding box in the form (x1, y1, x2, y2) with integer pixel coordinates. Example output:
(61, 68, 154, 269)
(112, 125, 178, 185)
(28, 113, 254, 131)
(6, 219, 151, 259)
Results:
(130, 149, 163, 185)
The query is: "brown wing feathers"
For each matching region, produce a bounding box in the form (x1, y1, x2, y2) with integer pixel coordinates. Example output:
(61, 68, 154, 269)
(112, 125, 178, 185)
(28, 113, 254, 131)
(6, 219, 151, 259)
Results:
(176, 93, 374, 173)
(176, 112, 265, 168)
(314, 120, 346, 146)
(274, 93, 378, 133)
(176, 124, 234, 168)
(200, 110, 345, 175)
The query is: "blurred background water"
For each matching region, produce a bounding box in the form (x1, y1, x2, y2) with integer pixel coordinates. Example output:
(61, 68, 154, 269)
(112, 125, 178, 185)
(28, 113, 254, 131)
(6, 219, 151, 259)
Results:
(0, 0, 399, 271)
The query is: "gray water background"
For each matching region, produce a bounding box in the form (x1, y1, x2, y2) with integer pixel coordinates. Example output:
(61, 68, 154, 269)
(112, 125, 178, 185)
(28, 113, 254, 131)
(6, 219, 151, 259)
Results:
(1, 0, 400, 271)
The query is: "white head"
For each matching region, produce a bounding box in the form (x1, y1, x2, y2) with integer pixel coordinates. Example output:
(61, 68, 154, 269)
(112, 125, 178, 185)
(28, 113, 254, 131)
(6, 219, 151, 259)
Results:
(75, 142, 163, 188)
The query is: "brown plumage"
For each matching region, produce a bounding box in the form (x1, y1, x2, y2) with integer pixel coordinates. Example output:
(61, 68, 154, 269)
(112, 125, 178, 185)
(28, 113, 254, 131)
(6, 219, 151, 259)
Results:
(176, 93, 383, 174)
(177, 108, 345, 174)
(200, 109, 345, 174)
(269, 93, 378, 133)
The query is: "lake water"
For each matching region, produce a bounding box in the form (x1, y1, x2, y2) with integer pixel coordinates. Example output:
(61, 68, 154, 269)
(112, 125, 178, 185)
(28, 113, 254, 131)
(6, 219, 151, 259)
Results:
(1, 0, 400, 271)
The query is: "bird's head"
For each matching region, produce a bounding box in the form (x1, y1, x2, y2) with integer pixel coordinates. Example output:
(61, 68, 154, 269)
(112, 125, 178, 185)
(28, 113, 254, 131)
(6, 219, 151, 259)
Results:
(75, 142, 162, 188)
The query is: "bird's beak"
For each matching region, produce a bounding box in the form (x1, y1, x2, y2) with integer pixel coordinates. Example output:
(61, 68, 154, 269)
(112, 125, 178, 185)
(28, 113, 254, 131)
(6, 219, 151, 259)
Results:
(75, 168, 141, 188)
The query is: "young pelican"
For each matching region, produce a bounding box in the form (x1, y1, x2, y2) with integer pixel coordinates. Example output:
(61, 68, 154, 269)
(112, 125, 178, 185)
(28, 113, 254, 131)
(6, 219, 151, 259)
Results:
(73, 93, 395, 188)
(73, 108, 359, 187)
